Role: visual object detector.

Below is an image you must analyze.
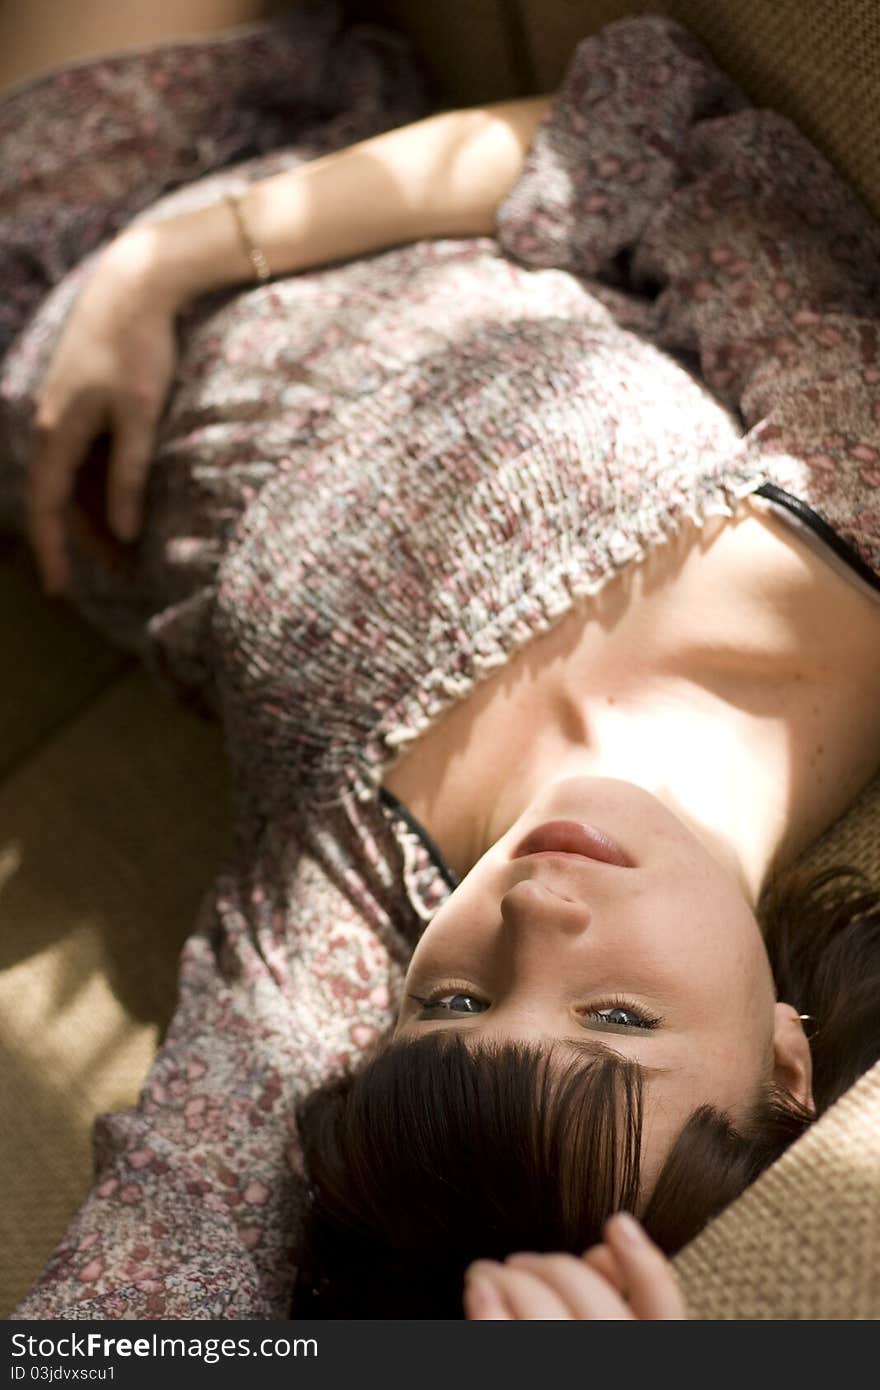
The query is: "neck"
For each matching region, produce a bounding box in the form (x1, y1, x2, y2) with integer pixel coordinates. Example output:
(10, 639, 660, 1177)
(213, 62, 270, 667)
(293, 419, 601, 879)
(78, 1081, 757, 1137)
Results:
(384, 505, 880, 898)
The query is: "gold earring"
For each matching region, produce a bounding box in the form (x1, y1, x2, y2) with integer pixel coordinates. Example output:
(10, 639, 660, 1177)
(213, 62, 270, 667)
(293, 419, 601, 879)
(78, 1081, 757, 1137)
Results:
(798, 1014, 815, 1022)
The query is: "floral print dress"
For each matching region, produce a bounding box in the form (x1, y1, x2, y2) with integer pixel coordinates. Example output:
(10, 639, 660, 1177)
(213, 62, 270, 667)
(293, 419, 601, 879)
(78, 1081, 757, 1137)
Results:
(2, 6, 879, 1318)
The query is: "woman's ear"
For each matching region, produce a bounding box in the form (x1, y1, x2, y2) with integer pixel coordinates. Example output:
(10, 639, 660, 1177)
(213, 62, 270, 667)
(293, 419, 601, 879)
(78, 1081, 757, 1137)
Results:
(772, 1002, 815, 1115)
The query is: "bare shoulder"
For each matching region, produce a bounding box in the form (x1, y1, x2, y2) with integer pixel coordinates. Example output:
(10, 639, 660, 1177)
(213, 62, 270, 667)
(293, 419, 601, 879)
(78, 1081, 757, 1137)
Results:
(651, 496, 880, 681)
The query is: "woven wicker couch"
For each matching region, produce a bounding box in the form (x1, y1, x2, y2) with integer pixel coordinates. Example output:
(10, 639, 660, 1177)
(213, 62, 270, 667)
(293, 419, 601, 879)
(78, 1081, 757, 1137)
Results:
(1, 0, 878, 1319)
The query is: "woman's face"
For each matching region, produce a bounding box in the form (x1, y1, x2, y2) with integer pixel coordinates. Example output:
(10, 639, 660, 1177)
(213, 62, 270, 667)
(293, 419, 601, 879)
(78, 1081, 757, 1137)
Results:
(394, 776, 811, 1194)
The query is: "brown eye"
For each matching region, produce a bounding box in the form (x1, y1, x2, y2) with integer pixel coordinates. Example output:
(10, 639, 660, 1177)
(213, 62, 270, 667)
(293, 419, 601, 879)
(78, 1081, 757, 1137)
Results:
(581, 1001, 663, 1030)
(410, 993, 486, 1014)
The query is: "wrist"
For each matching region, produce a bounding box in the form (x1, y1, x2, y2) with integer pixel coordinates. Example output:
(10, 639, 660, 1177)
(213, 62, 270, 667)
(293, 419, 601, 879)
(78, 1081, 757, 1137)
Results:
(107, 198, 255, 314)
(102, 224, 192, 315)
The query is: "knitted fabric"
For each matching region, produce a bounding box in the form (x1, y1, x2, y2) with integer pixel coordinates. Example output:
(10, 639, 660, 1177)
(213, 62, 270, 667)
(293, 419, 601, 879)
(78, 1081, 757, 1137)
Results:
(2, 12, 879, 1318)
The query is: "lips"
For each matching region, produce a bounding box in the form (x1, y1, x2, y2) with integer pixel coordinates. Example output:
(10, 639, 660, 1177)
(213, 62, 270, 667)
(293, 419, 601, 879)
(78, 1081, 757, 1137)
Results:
(512, 820, 635, 868)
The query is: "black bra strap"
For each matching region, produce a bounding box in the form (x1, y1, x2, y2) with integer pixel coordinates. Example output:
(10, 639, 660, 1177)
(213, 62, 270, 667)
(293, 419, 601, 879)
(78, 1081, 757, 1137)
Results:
(378, 786, 461, 891)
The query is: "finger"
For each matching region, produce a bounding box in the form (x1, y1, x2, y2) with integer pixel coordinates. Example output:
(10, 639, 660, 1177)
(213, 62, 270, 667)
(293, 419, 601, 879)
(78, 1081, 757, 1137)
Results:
(463, 1274, 512, 1321)
(29, 405, 104, 593)
(506, 1252, 632, 1320)
(107, 402, 158, 541)
(582, 1242, 626, 1292)
(67, 501, 130, 574)
(604, 1214, 688, 1319)
(467, 1260, 571, 1320)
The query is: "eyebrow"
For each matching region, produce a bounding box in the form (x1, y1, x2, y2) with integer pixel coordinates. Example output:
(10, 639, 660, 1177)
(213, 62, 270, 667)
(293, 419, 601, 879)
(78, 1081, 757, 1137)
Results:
(409, 1021, 672, 1077)
(560, 1036, 672, 1077)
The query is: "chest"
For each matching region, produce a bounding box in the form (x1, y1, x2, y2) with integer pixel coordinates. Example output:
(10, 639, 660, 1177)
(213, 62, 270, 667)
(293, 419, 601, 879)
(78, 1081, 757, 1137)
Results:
(381, 499, 880, 873)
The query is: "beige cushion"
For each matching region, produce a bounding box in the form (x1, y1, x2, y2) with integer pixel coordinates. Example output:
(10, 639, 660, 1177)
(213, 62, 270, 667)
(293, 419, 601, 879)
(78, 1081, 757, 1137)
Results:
(0, 543, 126, 780)
(4, 0, 880, 1321)
(0, 575, 230, 1315)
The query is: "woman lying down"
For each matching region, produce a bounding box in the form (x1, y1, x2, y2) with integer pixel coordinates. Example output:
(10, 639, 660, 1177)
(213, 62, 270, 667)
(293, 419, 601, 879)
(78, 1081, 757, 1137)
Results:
(4, 5, 880, 1319)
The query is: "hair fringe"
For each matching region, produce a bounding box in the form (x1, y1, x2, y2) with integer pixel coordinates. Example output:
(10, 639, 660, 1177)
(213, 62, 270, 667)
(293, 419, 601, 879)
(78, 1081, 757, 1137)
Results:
(292, 1034, 642, 1317)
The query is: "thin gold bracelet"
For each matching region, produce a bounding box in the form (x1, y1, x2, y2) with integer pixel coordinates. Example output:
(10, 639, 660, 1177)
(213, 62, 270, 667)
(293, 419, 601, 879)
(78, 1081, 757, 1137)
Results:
(225, 191, 271, 284)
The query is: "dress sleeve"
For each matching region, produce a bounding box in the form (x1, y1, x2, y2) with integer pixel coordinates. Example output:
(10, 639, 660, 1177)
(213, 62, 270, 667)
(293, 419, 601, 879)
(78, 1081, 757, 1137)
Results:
(12, 809, 409, 1320)
(497, 14, 880, 578)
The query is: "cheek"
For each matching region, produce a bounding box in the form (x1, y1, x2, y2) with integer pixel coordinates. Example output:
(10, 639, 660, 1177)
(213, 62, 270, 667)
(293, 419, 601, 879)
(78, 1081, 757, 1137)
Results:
(703, 1017, 772, 1094)
(693, 963, 777, 1115)
(709, 945, 776, 1058)
(668, 865, 764, 972)
(724, 906, 776, 1016)
(405, 886, 487, 981)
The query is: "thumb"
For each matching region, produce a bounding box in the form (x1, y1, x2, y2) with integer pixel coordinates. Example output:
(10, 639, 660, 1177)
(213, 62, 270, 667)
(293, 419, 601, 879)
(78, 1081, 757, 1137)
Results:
(107, 401, 158, 541)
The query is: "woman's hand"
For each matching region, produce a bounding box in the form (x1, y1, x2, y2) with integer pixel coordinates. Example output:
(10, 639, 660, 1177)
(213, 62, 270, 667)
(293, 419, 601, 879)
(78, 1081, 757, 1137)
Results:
(28, 229, 179, 594)
(463, 1213, 687, 1320)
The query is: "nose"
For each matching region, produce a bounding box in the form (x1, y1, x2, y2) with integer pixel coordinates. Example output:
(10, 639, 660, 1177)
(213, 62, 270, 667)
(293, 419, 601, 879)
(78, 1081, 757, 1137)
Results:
(499, 877, 591, 938)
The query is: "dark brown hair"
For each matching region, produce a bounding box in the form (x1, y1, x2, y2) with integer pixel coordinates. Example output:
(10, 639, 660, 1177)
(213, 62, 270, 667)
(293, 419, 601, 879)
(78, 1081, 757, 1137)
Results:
(289, 860, 880, 1318)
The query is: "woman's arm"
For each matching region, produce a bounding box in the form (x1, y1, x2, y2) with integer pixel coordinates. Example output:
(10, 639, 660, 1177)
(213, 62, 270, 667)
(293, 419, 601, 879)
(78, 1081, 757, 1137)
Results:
(115, 97, 551, 310)
(28, 97, 549, 592)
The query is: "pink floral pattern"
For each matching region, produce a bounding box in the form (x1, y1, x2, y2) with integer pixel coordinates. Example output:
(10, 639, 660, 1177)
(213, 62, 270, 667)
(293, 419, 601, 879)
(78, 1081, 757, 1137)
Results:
(2, 12, 879, 1318)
